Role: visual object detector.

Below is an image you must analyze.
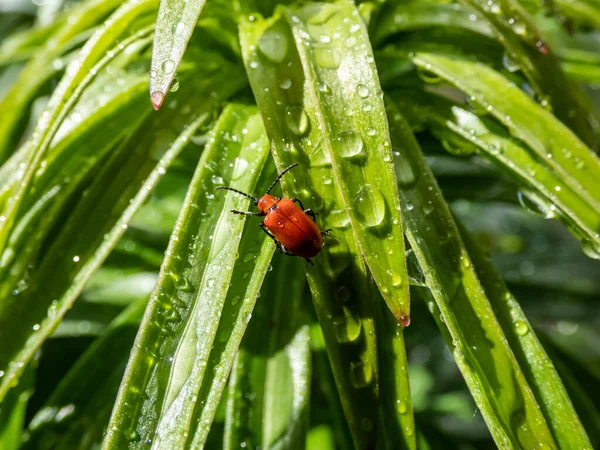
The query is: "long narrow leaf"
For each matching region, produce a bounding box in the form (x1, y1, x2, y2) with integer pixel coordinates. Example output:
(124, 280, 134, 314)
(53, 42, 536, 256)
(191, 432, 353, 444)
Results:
(224, 254, 311, 450)
(386, 98, 557, 449)
(283, 2, 410, 324)
(150, 0, 207, 109)
(240, 13, 385, 449)
(103, 104, 272, 449)
(412, 52, 600, 256)
(458, 0, 596, 147)
(460, 223, 592, 448)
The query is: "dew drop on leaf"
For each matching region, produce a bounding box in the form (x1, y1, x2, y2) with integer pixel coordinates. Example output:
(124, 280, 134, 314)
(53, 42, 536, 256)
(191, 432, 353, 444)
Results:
(258, 27, 288, 63)
(285, 104, 309, 136)
(354, 185, 386, 228)
(515, 320, 529, 336)
(336, 131, 364, 159)
(162, 59, 176, 74)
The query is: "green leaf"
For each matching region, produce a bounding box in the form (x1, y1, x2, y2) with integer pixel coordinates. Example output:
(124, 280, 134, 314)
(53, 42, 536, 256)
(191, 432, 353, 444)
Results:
(0, 0, 157, 266)
(392, 90, 600, 262)
(0, 64, 232, 401)
(224, 254, 311, 450)
(282, 2, 410, 324)
(460, 224, 592, 449)
(0, 357, 36, 450)
(0, 0, 147, 161)
(411, 52, 600, 257)
(373, 2, 494, 46)
(149, 0, 207, 109)
(386, 99, 557, 448)
(458, 0, 597, 148)
(374, 297, 415, 449)
(103, 104, 272, 449)
(23, 296, 148, 450)
(240, 12, 389, 449)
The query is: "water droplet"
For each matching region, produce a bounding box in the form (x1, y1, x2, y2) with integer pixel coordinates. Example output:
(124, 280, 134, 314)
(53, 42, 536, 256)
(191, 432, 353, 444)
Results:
(394, 151, 417, 186)
(416, 67, 442, 83)
(332, 307, 362, 343)
(232, 158, 249, 180)
(33, 324, 40, 331)
(396, 400, 408, 414)
(176, 277, 193, 292)
(502, 52, 521, 73)
(162, 59, 176, 74)
(335, 286, 350, 302)
(361, 417, 373, 431)
(314, 46, 341, 69)
(399, 314, 411, 327)
(219, 327, 232, 343)
(151, 91, 164, 110)
(278, 77, 292, 89)
(173, 21, 185, 36)
(350, 360, 373, 388)
(336, 131, 364, 159)
(391, 271, 403, 287)
(329, 209, 351, 229)
(317, 81, 330, 93)
(169, 77, 179, 92)
(515, 320, 529, 336)
(582, 239, 600, 260)
(442, 138, 476, 156)
(517, 190, 557, 219)
(356, 84, 369, 98)
(354, 185, 386, 228)
(258, 28, 288, 63)
(285, 105, 309, 136)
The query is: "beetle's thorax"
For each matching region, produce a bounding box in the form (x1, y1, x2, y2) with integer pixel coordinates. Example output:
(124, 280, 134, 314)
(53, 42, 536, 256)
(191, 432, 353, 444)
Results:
(257, 194, 278, 213)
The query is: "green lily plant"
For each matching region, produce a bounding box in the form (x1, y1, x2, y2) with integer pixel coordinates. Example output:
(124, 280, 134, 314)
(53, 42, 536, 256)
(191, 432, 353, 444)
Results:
(0, 0, 599, 448)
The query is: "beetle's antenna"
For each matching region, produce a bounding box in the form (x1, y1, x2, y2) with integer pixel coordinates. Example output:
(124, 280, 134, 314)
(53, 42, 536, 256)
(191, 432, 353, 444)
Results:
(266, 163, 299, 195)
(216, 186, 258, 203)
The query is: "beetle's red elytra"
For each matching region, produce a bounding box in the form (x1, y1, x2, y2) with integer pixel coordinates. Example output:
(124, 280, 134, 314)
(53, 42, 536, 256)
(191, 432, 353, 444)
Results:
(216, 163, 331, 264)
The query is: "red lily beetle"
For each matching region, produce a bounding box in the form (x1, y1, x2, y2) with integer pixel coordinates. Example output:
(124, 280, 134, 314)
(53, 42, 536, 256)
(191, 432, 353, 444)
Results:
(217, 163, 331, 264)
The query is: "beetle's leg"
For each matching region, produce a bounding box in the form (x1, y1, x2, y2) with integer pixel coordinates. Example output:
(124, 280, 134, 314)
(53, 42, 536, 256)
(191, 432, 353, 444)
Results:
(231, 210, 263, 216)
(303, 208, 317, 222)
(260, 223, 285, 254)
(290, 197, 306, 210)
(305, 257, 314, 266)
(322, 228, 333, 237)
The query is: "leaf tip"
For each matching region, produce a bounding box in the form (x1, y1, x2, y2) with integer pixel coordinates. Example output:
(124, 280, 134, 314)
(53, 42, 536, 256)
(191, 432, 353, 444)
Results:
(150, 90, 164, 110)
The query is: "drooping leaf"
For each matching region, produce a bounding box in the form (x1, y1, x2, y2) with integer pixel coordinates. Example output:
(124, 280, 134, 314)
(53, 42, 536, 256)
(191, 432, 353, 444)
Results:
(149, 0, 207, 109)
(411, 52, 600, 258)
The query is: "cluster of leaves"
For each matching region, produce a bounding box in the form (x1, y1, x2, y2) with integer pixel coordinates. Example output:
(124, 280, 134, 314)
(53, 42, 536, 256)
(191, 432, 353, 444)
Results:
(0, 0, 599, 448)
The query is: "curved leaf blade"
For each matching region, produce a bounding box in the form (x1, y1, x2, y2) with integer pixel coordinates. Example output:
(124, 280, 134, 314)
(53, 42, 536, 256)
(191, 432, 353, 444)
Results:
(392, 90, 600, 260)
(458, 0, 596, 147)
(386, 98, 557, 449)
(283, 1, 410, 324)
(239, 13, 386, 449)
(103, 104, 272, 449)
(149, 0, 207, 109)
(224, 255, 311, 450)
(412, 52, 600, 255)
(460, 224, 592, 449)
